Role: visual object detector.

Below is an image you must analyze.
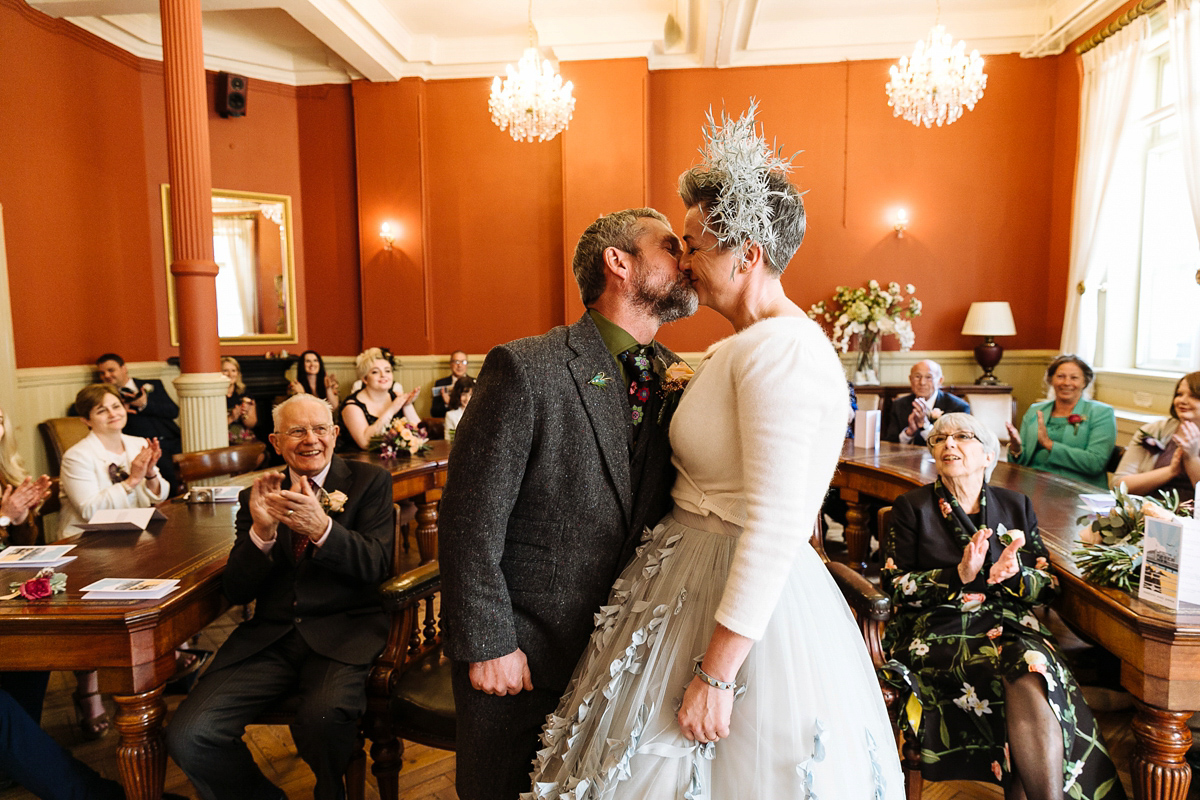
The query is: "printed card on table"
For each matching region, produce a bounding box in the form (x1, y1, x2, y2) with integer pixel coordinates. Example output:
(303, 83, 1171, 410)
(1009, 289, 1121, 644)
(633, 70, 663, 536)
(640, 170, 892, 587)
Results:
(1139, 516, 1200, 610)
(0, 545, 77, 568)
(75, 508, 167, 533)
(854, 409, 881, 450)
(80, 578, 180, 600)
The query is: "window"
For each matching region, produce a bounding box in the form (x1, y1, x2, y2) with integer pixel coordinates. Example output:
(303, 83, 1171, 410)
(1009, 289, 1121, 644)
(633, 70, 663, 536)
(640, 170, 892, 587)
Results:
(1095, 23, 1200, 373)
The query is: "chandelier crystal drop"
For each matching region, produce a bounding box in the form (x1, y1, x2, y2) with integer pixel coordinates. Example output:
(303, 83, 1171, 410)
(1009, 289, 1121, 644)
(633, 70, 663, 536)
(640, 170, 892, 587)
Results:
(489, 46, 575, 143)
(885, 25, 987, 128)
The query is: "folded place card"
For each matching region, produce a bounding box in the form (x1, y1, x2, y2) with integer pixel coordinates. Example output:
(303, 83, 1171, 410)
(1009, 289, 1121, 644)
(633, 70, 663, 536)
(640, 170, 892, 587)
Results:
(80, 578, 180, 600)
(1139, 515, 1200, 610)
(0, 545, 77, 568)
(854, 409, 881, 450)
(76, 508, 167, 533)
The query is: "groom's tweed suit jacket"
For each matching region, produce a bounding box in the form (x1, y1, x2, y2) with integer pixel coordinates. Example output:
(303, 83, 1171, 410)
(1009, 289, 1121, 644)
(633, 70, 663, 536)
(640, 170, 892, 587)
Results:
(440, 312, 679, 692)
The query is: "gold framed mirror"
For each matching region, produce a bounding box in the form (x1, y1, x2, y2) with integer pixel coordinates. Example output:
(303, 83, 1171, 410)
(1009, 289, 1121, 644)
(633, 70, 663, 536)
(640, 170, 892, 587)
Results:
(161, 186, 298, 346)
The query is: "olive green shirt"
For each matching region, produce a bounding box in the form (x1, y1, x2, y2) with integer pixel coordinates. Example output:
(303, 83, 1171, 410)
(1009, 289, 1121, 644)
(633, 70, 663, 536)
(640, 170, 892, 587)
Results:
(588, 309, 643, 386)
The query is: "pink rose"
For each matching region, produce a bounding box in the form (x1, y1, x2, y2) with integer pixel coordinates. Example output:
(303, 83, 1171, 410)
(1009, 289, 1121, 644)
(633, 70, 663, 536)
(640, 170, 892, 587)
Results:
(986, 626, 1003, 640)
(961, 592, 986, 612)
(991, 761, 1003, 780)
(18, 576, 52, 600)
(938, 498, 953, 518)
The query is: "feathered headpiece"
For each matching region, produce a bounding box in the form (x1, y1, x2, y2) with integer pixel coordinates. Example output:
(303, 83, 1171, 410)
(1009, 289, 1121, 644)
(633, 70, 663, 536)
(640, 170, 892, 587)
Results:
(694, 100, 798, 258)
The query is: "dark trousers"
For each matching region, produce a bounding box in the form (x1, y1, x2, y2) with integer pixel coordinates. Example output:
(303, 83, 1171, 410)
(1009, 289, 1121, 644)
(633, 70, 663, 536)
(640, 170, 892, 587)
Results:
(451, 661, 563, 800)
(167, 629, 370, 800)
(0, 687, 123, 800)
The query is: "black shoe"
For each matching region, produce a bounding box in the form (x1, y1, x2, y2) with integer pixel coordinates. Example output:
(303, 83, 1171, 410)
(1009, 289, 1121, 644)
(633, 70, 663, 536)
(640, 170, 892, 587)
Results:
(164, 649, 213, 695)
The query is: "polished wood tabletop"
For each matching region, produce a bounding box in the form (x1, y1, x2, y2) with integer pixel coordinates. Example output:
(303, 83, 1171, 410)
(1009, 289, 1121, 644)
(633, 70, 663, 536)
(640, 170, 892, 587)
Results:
(0, 443, 452, 800)
(834, 440, 1199, 800)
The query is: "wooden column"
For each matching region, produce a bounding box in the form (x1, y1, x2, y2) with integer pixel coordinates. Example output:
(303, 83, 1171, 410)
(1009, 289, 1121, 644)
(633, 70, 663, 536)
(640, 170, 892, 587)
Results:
(160, 0, 227, 452)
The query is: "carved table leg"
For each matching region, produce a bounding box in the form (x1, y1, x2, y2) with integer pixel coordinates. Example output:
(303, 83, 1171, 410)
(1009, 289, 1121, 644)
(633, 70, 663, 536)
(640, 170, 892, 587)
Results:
(416, 496, 439, 565)
(843, 496, 870, 573)
(112, 685, 168, 800)
(1131, 700, 1192, 800)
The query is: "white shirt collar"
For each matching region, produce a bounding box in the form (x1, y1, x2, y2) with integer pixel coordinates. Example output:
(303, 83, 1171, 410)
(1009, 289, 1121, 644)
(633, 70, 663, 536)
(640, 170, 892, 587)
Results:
(290, 461, 332, 489)
(122, 378, 138, 392)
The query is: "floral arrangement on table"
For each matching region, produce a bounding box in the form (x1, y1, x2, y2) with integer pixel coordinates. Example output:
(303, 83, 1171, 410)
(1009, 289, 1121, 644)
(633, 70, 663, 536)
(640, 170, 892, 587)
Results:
(1072, 483, 1192, 593)
(370, 417, 430, 459)
(807, 281, 922, 383)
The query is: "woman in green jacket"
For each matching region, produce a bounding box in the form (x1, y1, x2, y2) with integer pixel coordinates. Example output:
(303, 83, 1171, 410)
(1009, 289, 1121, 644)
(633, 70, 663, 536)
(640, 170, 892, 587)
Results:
(1004, 354, 1117, 488)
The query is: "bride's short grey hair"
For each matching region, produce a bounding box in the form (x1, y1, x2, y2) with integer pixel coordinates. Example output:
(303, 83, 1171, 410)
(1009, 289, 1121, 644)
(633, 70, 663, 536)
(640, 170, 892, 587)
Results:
(572, 208, 670, 306)
(677, 103, 805, 276)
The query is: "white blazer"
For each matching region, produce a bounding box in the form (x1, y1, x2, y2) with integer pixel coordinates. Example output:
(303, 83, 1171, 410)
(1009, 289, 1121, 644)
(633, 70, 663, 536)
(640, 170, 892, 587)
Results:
(57, 431, 169, 538)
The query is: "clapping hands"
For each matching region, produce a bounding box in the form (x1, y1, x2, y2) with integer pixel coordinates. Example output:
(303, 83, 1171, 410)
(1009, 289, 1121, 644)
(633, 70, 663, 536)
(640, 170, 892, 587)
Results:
(957, 527, 1025, 585)
(0, 475, 52, 524)
(127, 439, 162, 487)
(247, 472, 328, 542)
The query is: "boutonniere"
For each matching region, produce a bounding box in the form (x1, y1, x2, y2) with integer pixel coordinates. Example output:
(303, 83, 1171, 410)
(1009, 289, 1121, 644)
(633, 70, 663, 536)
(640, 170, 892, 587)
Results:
(5, 568, 67, 601)
(1141, 435, 1164, 454)
(656, 360, 694, 425)
(928, 408, 943, 421)
(108, 463, 130, 485)
(1067, 413, 1086, 433)
(589, 372, 612, 389)
(938, 497, 953, 519)
(320, 490, 348, 514)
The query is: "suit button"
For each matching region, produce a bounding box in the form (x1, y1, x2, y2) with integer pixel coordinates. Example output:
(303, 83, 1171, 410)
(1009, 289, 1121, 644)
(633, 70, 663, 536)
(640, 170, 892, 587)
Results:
(295, 617, 302, 624)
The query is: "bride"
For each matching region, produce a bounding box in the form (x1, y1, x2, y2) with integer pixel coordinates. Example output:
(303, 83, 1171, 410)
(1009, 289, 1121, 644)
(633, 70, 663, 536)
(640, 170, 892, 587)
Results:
(525, 107, 904, 799)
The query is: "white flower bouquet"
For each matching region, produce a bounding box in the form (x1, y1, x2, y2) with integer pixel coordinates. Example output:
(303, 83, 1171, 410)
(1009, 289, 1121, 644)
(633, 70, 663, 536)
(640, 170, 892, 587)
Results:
(808, 281, 922, 382)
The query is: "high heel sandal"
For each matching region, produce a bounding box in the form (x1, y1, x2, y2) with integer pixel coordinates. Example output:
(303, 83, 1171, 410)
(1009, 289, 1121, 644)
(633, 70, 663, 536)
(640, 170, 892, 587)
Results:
(71, 687, 110, 740)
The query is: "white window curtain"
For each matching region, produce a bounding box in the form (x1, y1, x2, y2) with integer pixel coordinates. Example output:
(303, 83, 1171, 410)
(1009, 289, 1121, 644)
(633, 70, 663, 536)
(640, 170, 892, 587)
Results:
(213, 215, 257, 337)
(1060, 17, 1149, 360)
(1170, 0, 1200, 239)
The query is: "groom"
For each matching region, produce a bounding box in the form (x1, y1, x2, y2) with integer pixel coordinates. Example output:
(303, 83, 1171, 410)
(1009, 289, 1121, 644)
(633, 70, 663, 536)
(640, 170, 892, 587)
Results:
(440, 208, 697, 800)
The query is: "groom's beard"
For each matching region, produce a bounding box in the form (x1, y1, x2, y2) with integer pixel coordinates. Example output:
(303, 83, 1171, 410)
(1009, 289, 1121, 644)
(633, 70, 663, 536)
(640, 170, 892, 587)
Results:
(631, 263, 698, 324)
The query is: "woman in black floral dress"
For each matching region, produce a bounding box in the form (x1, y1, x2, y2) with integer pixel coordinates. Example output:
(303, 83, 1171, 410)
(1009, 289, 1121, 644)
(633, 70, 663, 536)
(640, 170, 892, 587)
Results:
(882, 412, 1125, 800)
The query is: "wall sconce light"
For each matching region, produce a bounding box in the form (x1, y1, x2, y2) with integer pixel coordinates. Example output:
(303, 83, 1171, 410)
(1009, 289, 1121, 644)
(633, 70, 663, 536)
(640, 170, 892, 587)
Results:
(893, 208, 908, 238)
(380, 222, 396, 251)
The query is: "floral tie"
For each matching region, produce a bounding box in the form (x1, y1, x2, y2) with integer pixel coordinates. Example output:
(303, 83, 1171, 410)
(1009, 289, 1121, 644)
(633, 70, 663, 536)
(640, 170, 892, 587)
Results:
(617, 345, 655, 429)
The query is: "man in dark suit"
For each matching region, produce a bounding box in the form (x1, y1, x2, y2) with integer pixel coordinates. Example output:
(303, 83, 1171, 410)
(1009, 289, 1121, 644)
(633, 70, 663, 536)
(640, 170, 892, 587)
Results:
(884, 359, 971, 446)
(440, 208, 697, 800)
(167, 394, 394, 800)
(96, 352, 184, 494)
(430, 350, 470, 418)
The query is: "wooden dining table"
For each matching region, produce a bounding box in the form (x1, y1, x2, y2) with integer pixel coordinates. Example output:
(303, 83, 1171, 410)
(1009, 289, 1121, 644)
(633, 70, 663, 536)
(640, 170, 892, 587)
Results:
(833, 440, 1200, 800)
(0, 440, 451, 800)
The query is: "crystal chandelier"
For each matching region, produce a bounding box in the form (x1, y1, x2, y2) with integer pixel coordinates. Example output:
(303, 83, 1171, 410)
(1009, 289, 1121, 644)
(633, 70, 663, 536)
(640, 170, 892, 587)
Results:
(885, 22, 987, 128)
(488, 1, 575, 143)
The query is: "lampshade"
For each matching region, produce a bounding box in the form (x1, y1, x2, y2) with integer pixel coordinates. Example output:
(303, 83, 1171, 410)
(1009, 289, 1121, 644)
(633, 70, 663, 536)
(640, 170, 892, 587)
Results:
(961, 302, 1016, 337)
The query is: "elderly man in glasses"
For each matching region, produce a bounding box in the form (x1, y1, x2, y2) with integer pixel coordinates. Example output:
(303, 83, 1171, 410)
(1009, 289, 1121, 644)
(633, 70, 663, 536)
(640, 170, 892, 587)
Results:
(168, 394, 394, 800)
(884, 359, 971, 447)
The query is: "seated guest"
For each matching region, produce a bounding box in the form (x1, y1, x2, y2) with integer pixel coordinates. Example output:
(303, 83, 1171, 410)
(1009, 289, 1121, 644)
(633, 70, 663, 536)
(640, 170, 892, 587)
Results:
(222, 357, 259, 444)
(0, 405, 52, 546)
(340, 348, 421, 451)
(882, 412, 1125, 799)
(167, 394, 394, 800)
(96, 353, 183, 495)
(287, 350, 340, 409)
(1005, 354, 1116, 488)
(431, 350, 470, 418)
(884, 359, 970, 445)
(0, 688, 126, 800)
(1113, 371, 1200, 502)
(61, 383, 170, 740)
(444, 376, 475, 442)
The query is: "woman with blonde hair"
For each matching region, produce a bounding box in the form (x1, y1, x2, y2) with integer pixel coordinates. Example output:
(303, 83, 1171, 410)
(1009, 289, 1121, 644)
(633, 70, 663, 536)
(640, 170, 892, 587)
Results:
(340, 348, 421, 450)
(1112, 371, 1200, 502)
(0, 406, 51, 546)
(222, 357, 258, 444)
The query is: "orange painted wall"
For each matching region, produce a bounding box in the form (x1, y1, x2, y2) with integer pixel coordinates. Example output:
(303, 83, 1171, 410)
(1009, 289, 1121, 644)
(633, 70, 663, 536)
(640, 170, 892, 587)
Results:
(297, 84, 361, 356)
(647, 56, 1067, 354)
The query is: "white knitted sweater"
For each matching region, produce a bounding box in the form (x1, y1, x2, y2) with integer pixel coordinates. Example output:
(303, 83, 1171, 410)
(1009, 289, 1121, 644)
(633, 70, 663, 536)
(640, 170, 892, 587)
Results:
(670, 315, 849, 640)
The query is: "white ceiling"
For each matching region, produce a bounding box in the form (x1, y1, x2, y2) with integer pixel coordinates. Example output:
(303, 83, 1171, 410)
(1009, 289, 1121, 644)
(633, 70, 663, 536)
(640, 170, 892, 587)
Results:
(26, 0, 1128, 86)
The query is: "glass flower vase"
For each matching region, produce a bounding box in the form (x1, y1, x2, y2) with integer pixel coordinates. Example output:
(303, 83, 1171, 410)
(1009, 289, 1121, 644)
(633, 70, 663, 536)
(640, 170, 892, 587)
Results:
(854, 333, 881, 385)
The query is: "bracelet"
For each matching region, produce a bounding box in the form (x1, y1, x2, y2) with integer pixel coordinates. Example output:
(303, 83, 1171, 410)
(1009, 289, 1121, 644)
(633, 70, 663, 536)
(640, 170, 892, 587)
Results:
(692, 658, 738, 691)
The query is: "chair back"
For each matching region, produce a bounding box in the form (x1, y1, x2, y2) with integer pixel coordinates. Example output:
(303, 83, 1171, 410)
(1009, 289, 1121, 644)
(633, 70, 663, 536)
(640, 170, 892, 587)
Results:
(878, 506, 894, 558)
(173, 442, 267, 487)
(1106, 445, 1126, 474)
(38, 417, 90, 476)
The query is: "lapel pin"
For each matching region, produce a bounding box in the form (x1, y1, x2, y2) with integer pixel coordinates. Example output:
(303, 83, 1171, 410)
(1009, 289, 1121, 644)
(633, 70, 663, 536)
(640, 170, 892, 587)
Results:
(589, 372, 612, 389)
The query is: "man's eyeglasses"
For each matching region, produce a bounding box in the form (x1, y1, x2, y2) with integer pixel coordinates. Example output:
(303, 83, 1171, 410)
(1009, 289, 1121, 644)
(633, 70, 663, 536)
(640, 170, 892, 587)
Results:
(927, 431, 978, 447)
(281, 424, 336, 440)
(451, 359, 468, 365)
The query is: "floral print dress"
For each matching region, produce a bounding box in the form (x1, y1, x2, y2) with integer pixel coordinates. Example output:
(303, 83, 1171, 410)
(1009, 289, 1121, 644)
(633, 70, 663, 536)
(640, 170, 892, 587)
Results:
(881, 481, 1125, 799)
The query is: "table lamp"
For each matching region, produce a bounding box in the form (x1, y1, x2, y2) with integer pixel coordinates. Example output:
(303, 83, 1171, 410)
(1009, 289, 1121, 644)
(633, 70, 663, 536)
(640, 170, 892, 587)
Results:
(961, 301, 1016, 384)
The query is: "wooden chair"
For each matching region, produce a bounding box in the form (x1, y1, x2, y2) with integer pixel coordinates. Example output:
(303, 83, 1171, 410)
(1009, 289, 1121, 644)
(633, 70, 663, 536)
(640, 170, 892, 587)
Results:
(367, 560, 453, 800)
(37, 417, 89, 476)
(172, 442, 267, 488)
(1106, 444, 1126, 475)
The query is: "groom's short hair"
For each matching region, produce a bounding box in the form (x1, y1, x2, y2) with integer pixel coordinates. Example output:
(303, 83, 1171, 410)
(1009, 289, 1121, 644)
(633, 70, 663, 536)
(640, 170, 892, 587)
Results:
(572, 208, 670, 306)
